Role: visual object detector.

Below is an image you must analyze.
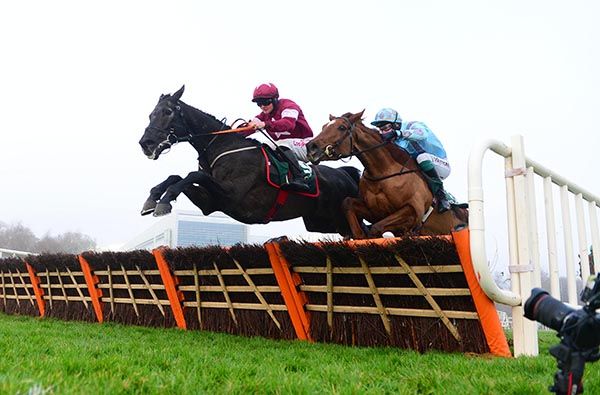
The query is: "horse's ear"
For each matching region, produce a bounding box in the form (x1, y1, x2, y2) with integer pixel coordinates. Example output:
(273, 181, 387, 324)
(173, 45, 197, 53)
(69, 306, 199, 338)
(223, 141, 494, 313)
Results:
(172, 85, 185, 101)
(329, 114, 335, 121)
(349, 109, 365, 123)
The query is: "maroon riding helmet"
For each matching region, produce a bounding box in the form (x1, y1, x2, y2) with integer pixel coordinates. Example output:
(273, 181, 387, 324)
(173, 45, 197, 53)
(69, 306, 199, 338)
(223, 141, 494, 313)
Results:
(252, 83, 279, 102)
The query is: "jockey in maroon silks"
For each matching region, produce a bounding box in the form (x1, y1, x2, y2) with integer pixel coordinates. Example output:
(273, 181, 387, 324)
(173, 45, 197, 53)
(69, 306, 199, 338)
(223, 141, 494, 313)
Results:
(246, 83, 314, 193)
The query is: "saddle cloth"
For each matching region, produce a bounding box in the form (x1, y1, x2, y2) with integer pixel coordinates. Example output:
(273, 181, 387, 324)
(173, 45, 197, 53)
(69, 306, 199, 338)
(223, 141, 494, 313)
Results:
(262, 146, 319, 197)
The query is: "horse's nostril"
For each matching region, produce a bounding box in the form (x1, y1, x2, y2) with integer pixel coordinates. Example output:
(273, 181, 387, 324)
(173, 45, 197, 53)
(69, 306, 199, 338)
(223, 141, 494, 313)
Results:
(139, 137, 155, 148)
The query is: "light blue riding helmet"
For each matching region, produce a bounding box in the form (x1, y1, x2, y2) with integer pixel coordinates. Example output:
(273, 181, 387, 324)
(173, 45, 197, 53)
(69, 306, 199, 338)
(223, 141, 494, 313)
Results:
(371, 108, 403, 127)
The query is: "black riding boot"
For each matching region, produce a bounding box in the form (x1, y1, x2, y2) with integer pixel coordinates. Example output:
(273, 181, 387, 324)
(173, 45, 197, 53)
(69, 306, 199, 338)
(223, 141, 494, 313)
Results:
(279, 149, 311, 193)
(434, 188, 451, 213)
(422, 167, 450, 213)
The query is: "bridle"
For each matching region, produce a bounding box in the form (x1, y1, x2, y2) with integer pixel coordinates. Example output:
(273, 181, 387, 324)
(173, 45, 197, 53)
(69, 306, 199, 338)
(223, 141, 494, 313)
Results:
(145, 100, 259, 171)
(146, 100, 219, 159)
(322, 117, 417, 181)
(322, 117, 394, 160)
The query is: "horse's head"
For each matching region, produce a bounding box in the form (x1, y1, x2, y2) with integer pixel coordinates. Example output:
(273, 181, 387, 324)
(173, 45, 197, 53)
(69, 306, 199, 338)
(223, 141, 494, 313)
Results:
(139, 85, 189, 160)
(306, 110, 366, 164)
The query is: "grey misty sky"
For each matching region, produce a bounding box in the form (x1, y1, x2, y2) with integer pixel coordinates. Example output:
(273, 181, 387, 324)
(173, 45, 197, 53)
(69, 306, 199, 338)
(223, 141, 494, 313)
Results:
(0, 0, 599, 253)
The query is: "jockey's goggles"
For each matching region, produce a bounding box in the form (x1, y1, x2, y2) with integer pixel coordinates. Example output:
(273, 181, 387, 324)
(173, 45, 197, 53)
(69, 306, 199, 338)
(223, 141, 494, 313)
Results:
(255, 98, 274, 107)
(377, 123, 394, 132)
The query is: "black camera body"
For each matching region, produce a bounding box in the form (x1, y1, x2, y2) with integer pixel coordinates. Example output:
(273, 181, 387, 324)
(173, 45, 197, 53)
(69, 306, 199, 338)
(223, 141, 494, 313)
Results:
(524, 276, 600, 394)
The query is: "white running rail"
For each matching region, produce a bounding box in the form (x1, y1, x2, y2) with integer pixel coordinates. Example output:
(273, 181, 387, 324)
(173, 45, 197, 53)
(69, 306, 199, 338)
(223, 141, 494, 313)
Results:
(468, 135, 600, 357)
(0, 248, 35, 259)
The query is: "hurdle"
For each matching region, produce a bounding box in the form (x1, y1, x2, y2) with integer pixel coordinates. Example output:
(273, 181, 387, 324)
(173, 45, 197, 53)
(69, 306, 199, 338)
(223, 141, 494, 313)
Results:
(0, 233, 511, 356)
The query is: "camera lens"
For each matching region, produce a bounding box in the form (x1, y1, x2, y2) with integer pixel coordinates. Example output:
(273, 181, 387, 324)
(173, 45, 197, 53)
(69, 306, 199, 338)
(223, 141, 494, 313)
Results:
(524, 288, 576, 331)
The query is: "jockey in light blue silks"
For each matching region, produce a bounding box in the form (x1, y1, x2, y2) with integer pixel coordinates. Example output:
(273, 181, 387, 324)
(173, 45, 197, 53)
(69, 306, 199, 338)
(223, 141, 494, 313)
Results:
(371, 108, 451, 212)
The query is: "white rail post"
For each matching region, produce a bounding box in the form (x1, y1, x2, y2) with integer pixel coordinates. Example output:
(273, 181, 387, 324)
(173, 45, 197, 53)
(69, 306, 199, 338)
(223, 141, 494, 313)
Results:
(468, 140, 521, 307)
(527, 167, 541, 288)
(590, 202, 600, 274)
(543, 177, 561, 299)
(509, 135, 538, 356)
(560, 186, 578, 305)
(575, 194, 590, 282)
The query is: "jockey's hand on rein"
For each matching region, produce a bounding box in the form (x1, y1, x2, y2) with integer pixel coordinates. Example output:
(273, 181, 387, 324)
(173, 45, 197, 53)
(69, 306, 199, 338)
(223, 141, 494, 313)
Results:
(249, 118, 266, 130)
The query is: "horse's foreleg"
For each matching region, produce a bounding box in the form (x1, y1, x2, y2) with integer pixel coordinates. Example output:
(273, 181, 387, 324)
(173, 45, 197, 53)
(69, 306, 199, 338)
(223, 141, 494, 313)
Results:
(341, 197, 373, 239)
(141, 175, 183, 216)
(154, 171, 227, 217)
(368, 205, 420, 238)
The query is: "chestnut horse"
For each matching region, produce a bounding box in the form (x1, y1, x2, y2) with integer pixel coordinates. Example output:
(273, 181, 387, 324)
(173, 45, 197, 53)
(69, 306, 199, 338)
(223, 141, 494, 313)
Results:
(306, 110, 467, 239)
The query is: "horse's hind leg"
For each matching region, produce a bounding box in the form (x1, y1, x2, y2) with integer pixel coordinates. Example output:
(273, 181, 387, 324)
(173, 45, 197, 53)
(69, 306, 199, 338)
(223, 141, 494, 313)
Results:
(141, 175, 183, 216)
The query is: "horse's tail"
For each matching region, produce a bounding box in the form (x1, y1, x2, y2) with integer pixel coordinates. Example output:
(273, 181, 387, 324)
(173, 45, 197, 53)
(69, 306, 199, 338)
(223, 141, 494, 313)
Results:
(339, 166, 361, 185)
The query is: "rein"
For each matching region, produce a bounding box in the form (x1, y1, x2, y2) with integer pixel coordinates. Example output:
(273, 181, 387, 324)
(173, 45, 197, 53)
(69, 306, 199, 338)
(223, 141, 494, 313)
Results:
(326, 117, 393, 158)
(326, 117, 417, 181)
(363, 168, 417, 182)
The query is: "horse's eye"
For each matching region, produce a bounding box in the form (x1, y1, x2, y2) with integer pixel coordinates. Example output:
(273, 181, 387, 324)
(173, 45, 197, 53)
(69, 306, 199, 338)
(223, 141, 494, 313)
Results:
(164, 109, 173, 116)
(339, 125, 347, 131)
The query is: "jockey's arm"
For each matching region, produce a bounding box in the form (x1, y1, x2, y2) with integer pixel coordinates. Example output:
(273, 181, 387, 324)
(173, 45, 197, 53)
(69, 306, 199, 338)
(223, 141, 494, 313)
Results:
(264, 108, 299, 134)
(265, 116, 296, 134)
(398, 123, 430, 141)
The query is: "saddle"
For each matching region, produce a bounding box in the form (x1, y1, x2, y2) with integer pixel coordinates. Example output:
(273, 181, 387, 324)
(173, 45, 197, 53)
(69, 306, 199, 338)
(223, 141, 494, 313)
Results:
(261, 146, 319, 196)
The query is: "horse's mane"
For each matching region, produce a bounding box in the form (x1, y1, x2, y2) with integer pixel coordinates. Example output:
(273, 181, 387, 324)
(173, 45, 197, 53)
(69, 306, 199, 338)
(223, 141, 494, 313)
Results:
(176, 99, 228, 129)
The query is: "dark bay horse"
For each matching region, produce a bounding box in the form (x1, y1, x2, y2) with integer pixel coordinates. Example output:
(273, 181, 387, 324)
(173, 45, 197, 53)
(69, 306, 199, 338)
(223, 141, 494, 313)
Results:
(306, 110, 467, 239)
(138, 86, 361, 236)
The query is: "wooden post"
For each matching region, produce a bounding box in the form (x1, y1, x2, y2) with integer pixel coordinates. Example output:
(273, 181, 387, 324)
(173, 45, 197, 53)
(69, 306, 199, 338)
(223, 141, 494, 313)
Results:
(66, 267, 89, 309)
(25, 263, 45, 317)
(326, 256, 333, 330)
(192, 263, 203, 329)
(16, 269, 36, 307)
(213, 262, 238, 326)
(120, 265, 139, 317)
(152, 248, 187, 330)
(232, 258, 281, 330)
(359, 257, 392, 336)
(78, 255, 104, 323)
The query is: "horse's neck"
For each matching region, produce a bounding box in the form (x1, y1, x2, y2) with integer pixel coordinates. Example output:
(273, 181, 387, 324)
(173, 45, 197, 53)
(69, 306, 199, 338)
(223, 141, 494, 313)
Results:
(182, 103, 227, 136)
(180, 104, 258, 168)
(355, 129, 412, 176)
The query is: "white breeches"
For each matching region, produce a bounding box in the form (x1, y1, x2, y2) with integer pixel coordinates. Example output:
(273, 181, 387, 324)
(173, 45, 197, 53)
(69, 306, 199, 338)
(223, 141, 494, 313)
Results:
(416, 153, 451, 180)
(246, 132, 310, 162)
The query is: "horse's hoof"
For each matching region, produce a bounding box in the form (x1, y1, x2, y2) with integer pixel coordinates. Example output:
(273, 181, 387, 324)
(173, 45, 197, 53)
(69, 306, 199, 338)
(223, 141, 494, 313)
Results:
(153, 203, 172, 217)
(141, 200, 158, 216)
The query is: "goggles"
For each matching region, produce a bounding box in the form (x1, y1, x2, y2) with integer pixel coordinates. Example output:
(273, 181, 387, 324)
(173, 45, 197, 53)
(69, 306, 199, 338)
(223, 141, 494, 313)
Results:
(255, 98, 274, 107)
(377, 123, 394, 132)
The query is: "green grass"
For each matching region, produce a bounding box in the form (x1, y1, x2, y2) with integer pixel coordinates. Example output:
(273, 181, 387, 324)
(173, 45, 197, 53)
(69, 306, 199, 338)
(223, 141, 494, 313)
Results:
(0, 313, 598, 394)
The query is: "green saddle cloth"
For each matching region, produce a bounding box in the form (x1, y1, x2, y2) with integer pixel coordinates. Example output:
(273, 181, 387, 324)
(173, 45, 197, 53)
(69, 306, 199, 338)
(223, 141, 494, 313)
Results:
(264, 148, 316, 192)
